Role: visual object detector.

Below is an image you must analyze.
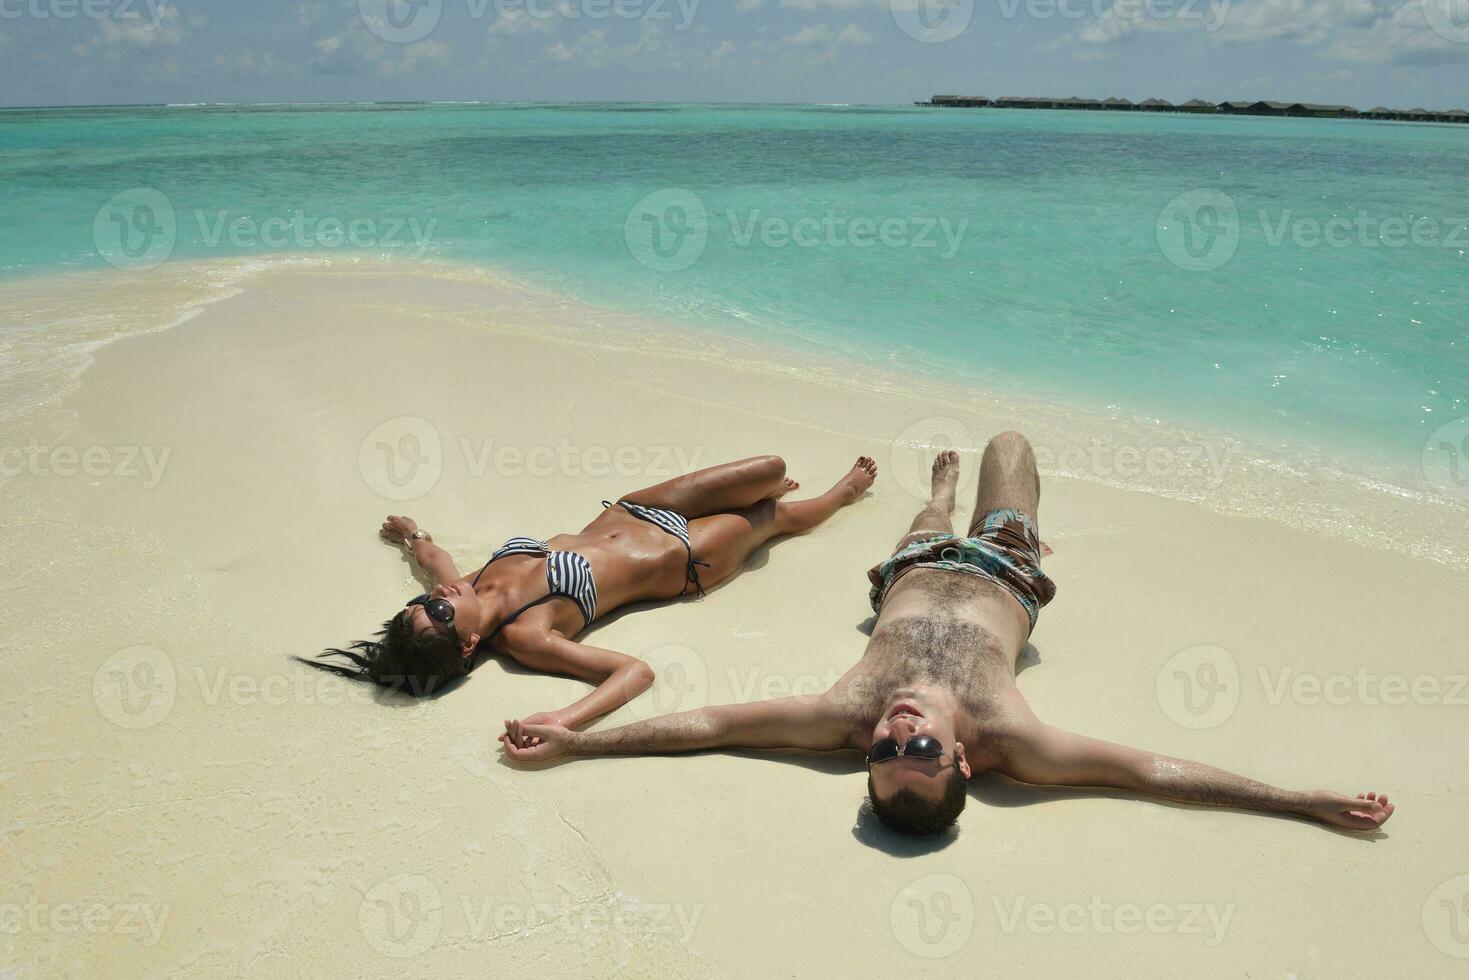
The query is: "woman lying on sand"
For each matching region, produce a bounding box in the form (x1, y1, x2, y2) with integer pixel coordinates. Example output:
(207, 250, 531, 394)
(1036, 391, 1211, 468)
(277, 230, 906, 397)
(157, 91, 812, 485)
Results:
(308, 455, 877, 728)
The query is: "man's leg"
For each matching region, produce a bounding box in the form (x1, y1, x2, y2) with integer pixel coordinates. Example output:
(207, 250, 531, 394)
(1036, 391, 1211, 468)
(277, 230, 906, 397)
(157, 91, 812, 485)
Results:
(970, 431, 1041, 533)
(905, 450, 961, 540)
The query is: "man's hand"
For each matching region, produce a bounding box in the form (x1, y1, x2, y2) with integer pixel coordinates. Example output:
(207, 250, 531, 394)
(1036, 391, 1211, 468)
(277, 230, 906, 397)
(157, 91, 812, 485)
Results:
(1305, 790, 1395, 831)
(502, 712, 567, 748)
(500, 720, 574, 763)
(380, 515, 419, 544)
(499, 697, 851, 768)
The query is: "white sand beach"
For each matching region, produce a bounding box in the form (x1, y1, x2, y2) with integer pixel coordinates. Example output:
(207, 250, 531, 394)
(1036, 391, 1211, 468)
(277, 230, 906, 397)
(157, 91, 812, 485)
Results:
(3, 259, 1467, 977)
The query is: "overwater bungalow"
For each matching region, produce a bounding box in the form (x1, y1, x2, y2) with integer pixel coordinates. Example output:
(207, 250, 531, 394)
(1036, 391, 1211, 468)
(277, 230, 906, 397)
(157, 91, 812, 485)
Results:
(994, 96, 1055, 109)
(1301, 103, 1357, 118)
(1103, 97, 1136, 110)
(1138, 98, 1174, 111)
(926, 95, 989, 107)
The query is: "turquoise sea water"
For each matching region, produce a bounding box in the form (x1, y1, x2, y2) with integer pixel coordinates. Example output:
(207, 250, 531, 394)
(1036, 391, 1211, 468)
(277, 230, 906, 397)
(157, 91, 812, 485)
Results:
(2, 103, 1466, 478)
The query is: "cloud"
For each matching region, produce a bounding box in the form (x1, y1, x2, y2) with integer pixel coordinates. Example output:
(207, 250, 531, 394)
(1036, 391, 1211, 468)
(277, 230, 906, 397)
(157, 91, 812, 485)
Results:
(311, 18, 453, 75)
(1054, 0, 1468, 68)
(488, 10, 560, 36)
(777, 20, 873, 62)
(709, 38, 738, 64)
(212, 48, 283, 79)
(95, 4, 185, 47)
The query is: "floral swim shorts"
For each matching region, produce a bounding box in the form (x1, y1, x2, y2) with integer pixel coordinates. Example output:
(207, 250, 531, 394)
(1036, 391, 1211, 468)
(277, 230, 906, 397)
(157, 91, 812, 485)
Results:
(867, 508, 1056, 632)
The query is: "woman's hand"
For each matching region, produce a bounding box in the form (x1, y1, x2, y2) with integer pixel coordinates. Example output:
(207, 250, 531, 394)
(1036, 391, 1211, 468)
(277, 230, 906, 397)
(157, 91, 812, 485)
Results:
(500, 719, 575, 763)
(380, 515, 419, 544)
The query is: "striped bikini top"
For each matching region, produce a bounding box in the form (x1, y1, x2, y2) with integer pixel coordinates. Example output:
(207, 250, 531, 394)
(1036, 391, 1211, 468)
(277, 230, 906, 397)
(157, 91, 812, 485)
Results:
(473, 537, 598, 639)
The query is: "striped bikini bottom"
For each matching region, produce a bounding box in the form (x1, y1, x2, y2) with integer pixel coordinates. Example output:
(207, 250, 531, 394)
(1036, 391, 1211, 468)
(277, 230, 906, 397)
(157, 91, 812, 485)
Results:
(606, 500, 711, 597)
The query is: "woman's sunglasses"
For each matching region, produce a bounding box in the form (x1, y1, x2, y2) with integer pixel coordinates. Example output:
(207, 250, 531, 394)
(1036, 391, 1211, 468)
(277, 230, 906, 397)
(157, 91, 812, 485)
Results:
(867, 735, 948, 766)
(407, 594, 455, 627)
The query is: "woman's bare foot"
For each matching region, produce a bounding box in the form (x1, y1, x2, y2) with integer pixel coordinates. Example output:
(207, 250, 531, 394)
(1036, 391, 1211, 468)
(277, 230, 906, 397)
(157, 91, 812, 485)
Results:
(931, 450, 960, 513)
(767, 477, 801, 500)
(834, 456, 878, 503)
(769, 457, 877, 535)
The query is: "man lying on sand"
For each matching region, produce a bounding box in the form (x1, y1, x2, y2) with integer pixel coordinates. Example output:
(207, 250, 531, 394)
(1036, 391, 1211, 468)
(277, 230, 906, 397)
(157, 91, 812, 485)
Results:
(502, 432, 1396, 836)
(306, 455, 877, 726)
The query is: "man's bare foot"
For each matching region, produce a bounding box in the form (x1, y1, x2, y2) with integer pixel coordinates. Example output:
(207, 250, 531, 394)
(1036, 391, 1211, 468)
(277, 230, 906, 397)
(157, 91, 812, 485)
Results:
(767, 477, 801, 500)
(931, 450, 960, 513)
(834, 456, 878, 503)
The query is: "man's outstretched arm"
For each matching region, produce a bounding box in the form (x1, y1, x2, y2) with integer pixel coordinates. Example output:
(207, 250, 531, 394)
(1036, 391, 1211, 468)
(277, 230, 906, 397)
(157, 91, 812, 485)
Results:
(999, 721, 1395, 832)
(500, 697, 851, 764)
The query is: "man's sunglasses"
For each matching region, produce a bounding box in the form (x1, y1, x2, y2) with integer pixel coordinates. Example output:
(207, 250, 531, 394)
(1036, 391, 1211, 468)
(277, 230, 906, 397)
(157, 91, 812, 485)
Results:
(407, 594, 455, 627)
(867, 735, 949, 766)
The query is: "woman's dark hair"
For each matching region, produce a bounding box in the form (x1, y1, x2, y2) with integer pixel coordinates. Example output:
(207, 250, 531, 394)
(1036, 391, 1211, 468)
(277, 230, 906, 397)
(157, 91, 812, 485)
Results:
(300, 611, 469, 698)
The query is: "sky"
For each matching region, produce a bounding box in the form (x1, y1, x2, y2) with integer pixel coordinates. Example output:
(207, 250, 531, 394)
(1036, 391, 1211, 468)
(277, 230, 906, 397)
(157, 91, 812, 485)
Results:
(2, 0, 1468, 109)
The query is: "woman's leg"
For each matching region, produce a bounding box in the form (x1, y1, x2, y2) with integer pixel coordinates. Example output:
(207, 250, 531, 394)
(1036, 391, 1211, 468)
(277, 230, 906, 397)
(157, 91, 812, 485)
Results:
(619, 455, 794, 519)
(687, 457, 877, 590)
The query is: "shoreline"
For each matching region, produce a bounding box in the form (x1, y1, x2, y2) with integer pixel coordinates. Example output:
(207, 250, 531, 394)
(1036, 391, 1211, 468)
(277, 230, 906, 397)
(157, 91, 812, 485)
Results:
(4, 254, 1466, 572)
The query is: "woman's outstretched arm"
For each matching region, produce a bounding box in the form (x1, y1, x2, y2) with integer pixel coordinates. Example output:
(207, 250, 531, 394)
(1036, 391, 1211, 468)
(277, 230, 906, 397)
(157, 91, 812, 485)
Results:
(501, 630, 656, 731)
(380, 515, 463, 587)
